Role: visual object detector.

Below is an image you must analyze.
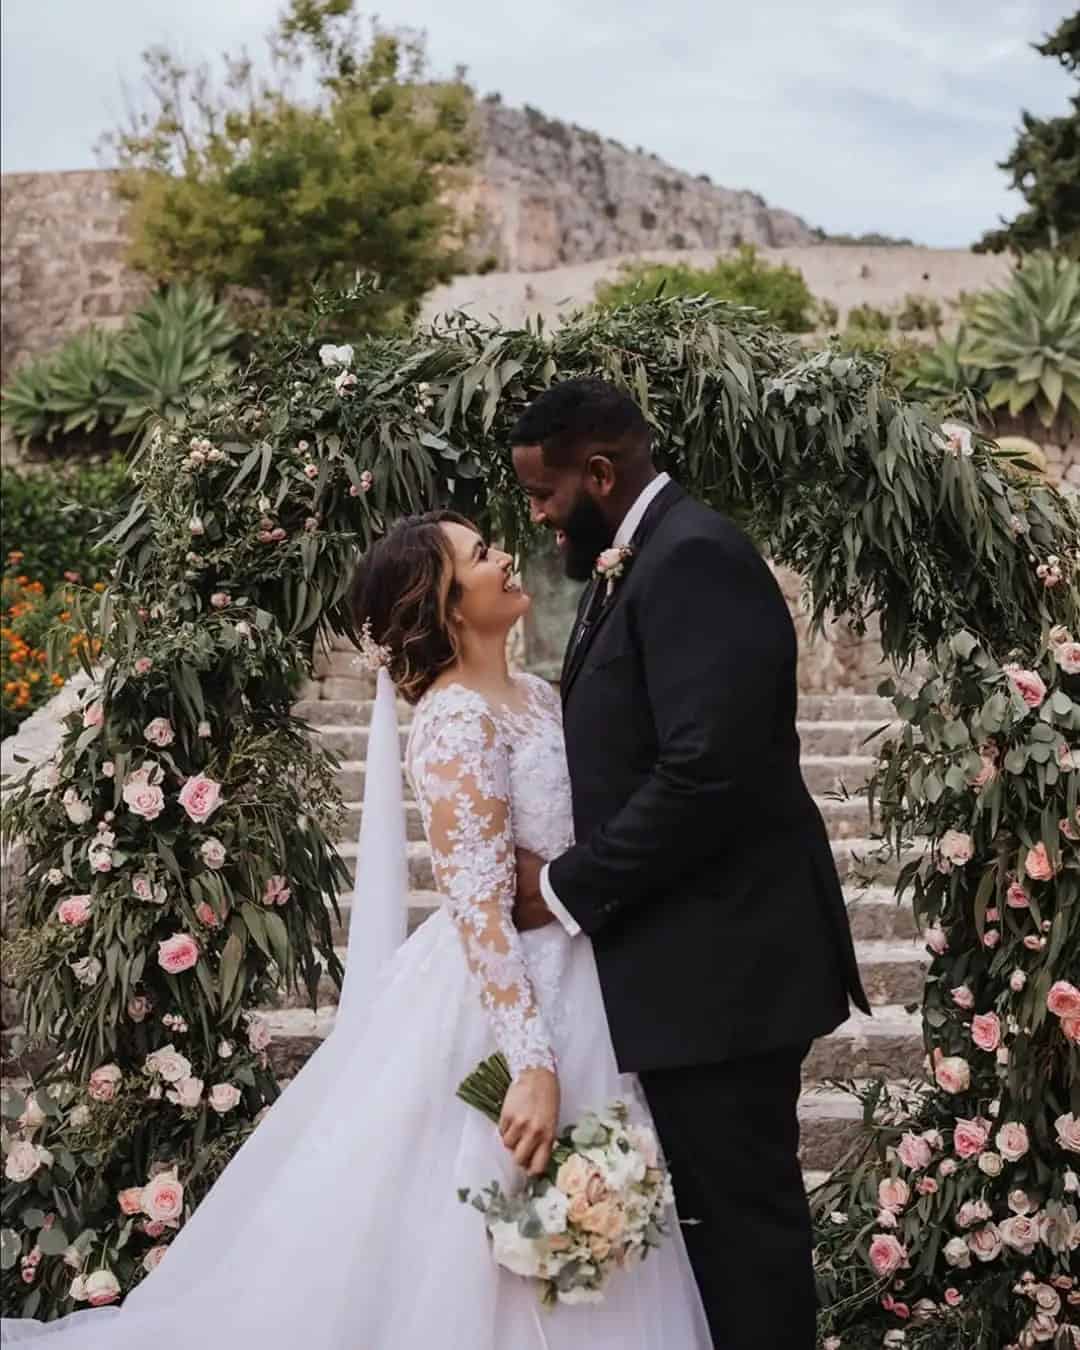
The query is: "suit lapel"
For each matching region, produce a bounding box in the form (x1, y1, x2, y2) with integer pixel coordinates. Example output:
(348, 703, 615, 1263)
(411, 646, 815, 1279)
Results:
(560, 479, 686, 703)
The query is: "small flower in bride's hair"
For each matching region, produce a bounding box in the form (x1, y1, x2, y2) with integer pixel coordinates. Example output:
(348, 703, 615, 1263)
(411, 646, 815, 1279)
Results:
(357, 619, 392, 672)
(594, 545, 634, 597)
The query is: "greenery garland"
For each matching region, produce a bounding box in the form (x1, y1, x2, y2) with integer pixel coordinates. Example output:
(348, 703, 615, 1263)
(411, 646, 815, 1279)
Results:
(2, 291, 1077, 1343)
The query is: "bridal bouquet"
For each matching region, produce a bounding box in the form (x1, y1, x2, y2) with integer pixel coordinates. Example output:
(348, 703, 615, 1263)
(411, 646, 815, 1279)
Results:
(457, 1054, 674, 1307)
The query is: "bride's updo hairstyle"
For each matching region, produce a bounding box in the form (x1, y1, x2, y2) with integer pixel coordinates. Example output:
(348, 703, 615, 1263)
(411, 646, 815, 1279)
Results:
(349, 510, 475, 704)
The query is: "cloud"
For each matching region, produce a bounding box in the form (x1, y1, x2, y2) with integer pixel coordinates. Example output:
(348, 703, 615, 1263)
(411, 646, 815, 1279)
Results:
(1, 0, 1074, 247)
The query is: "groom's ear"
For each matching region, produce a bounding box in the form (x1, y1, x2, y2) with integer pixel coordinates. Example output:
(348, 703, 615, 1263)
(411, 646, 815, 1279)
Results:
(585, 454, 617, 497)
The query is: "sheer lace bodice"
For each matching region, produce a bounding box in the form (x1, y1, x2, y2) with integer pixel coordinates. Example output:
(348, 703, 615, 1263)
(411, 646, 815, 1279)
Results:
(406, 673, 574, 1078)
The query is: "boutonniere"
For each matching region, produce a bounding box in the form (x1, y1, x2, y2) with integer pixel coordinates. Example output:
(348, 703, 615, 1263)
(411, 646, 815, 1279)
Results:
(594, 545, 634, 598)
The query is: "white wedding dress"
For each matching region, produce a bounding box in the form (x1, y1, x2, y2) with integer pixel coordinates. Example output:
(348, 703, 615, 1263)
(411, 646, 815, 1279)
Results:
(3, 672, 712, 1349)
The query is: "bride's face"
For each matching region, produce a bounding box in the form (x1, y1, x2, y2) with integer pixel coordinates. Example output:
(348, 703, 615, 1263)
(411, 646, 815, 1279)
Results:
(441, 522, 530, 638)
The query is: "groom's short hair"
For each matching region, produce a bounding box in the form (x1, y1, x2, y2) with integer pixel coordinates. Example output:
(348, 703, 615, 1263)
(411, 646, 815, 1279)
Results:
(511, 378, 650, 468)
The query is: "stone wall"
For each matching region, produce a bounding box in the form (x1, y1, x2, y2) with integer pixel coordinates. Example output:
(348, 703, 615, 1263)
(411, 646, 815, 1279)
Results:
(0, 170, 148, 377)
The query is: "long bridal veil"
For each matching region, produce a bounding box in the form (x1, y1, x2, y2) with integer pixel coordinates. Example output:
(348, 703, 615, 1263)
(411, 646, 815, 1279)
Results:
(2, 667, 410, 1343)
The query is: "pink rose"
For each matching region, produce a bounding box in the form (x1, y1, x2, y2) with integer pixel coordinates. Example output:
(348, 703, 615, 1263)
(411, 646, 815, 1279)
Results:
(194, 901, 220, 928)
(951, 985, 974, 1009)
(966, 1223, 1002, 1262)
(556, 1155, 591, 1197)
(999, 1214, 1040, 1255)
(82, 702, 104, 729)
(934, 1055, 971, 1094)
(943, 1288, 963, 1307)
(971, 1012, 1001, 1052)
(134, 657, 153, 676)
(178, 774, 222, 823)
(247, 1017, 271, 1053)
(210, 592, 231, 609)
(956, 1196, 991, 1227)
(1006, 881, 1030, 909)
(953, 1117, 990, 1159)
(1062, 1015, 1080, 1044)
(896, 1132, 933, 1170)
(1003, 665, 1046, 709)
(143, 717, 174, 747)
(995, 1122, 1030, 1162)
(123, 779, 166, 821)
(117, 1187, 144, 1216)
(939, 829, 974, 869)
(208, 1083, 242, 1114)
(142, 1246, 168, 1274)
(915, 1177, 938, 1196)
(925, 924, 948, 956)
(141, 1173, 184, 1223)
(970, 746, 998, 787)
(142, 1219, 166, 1238)
(868, 1234, 908, 1277)
(200, 838, 226, 869)
(938, 1158, 958, 1178)
(1055, 641, 1080, 675)
(1024, 842, 1055, 882)
(87, 1064, 122, 1103)
(1047, 981, 1080, 1019)
(157, 933, 200, 975)
(878, 1177, 910, 1211)
(1009, 969, 1027, 992)
(166, 1076, 204, 1109)
(56, 895, 92, 926)
(262, 875, 291, 906)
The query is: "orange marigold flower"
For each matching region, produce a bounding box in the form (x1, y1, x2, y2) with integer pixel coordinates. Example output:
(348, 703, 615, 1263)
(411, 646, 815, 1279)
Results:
(93, 582, 106, 593)
(51, 674, 65, 687)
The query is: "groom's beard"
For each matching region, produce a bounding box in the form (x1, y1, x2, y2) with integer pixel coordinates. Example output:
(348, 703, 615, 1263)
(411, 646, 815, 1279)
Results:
(561, 491, 614, 582)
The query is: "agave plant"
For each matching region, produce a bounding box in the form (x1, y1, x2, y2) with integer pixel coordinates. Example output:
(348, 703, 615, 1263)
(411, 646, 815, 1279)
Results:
(0, 331, 119, 446)
(964, 252, 1080, 430)
(104, 284, 239, 434)
(905, 326, 990, 403)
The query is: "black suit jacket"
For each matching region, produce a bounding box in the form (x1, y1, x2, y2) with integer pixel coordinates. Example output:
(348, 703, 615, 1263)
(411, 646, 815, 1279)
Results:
(549, 481, 870, 1073)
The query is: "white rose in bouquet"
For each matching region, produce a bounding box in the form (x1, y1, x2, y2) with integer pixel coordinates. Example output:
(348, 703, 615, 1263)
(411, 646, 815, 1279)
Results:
(489, 1220, 544, 1278)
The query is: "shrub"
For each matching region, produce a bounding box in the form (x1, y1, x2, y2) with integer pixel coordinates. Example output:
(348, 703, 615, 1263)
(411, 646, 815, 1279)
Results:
(0, 457, 130, 593)
(896, 293, 944, 333)
(594, 244, 818, 332)
(0, 577, 102, 739)
(845, 303, 892, 337)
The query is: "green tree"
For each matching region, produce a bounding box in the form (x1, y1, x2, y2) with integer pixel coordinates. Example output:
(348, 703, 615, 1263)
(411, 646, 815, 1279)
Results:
(105, 0, 475, 332)
(976, 13, 1080, 257)
(594, 244, 818, 332)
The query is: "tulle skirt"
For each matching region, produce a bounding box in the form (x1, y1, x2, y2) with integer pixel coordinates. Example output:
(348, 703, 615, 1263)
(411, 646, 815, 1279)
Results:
(2, 910, 713, 1348)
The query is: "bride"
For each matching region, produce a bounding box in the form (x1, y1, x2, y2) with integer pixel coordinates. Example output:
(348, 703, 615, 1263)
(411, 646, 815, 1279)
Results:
(3, 510, 712, 1349)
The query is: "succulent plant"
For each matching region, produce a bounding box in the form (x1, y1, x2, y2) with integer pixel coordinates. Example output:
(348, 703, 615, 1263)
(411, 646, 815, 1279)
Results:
(965, 252, 1080, 430)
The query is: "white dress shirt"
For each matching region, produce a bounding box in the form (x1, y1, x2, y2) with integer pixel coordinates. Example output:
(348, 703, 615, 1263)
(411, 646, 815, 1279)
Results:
(539, 473, 671, 936)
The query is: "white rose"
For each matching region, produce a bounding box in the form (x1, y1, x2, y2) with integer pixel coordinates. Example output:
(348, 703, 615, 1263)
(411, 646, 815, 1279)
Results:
(45, 868, 64, 885)
(166, 1076, 204, 1109)
(999, 1214, 1040, 1255)
(978, 1151, 1004, 1177)
(532, 1186, 570, 1235)
(208, 1083, 242, 1115)
(68, 1105, 90, 1128)
(84, 1269, 121, 1306)
(18, 1095, 47, 1132)
(200, 838, 227, 870)
(62, 789, 92, 825)
(143, 717, 175, 747)
(5, 1140, 48, 1183)
(69, 1275, 89, 1302)
(319, 342, 353, 368)
(489, 1219, 542, 1278)
(145, 1045, 192, 1084)
(943, 1236, 971, 1268)
(1056, 1113, 1080, 1154)
(71, 956, 103, 987)
(217, 1040, 234, 1060)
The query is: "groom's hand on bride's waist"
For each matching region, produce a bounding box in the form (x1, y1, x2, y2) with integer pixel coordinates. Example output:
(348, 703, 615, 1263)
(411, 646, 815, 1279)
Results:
(513, 848, 555, 930)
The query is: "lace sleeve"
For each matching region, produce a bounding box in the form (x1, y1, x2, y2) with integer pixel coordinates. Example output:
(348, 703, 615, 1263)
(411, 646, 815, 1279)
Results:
(412, 695, 556, 1078)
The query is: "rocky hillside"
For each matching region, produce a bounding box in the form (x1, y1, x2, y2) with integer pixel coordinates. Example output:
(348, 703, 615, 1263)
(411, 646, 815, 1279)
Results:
(460, 99, 817, 271)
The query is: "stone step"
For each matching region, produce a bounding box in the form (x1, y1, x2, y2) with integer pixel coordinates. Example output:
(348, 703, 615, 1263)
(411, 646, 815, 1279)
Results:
(331, 835, 919, 892)
(336, 794, 876, 843)
(263, 1002, 925, 1123)
(266, 931, 927, 1013)
(306, 720, 892, 762)
(332, 758, 879, 806)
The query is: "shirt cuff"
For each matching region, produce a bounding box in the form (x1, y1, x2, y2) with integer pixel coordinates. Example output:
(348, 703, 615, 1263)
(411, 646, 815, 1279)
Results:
(541, 864, 582, 937)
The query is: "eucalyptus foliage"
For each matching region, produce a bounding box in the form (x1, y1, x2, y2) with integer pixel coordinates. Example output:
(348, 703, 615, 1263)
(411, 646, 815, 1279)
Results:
(2, 290, 1078, 1339)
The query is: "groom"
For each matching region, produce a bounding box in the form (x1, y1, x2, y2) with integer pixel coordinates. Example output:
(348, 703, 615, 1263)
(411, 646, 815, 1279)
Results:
(510, 378, 869, 1349)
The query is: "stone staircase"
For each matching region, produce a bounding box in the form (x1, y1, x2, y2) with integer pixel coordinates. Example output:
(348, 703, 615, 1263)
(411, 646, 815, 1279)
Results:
(268, 642, 929, 1181)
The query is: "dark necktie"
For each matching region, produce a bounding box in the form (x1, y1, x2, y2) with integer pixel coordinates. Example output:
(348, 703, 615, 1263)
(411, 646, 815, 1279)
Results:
(572, 576, 606, 651)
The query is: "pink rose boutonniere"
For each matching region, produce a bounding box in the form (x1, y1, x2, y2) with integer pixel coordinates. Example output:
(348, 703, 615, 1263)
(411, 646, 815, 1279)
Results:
(594, 546, 634, 598)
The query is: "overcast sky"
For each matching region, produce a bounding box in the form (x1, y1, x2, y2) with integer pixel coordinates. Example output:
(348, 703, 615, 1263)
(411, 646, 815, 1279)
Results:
(2, 0, 1074, 248)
